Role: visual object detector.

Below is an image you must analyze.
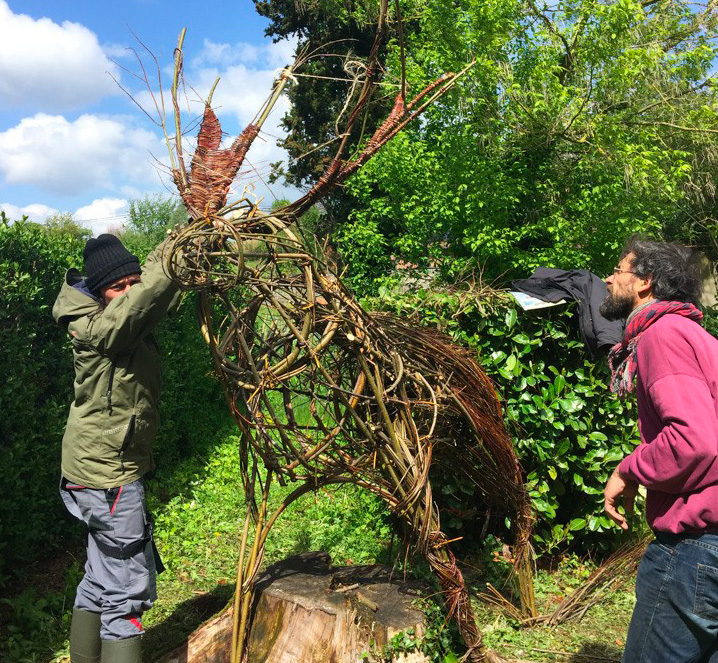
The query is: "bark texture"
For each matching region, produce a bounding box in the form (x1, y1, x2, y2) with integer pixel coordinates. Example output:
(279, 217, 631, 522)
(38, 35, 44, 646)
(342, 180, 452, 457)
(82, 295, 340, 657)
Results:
(156, 552, 428, 663)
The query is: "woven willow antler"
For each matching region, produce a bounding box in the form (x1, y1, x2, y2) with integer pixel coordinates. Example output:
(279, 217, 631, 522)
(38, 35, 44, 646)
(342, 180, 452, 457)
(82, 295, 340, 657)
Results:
(162, 6, 535, 661)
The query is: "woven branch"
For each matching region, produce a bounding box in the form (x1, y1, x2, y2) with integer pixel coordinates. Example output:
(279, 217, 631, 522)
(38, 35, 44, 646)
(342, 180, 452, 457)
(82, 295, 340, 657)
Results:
(162, 7, 532, 661)
(164, 203, 535, 663)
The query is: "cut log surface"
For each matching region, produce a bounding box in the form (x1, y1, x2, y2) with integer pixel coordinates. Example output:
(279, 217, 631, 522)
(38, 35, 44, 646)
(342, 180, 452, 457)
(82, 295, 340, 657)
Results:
(156, 552, 429, 663)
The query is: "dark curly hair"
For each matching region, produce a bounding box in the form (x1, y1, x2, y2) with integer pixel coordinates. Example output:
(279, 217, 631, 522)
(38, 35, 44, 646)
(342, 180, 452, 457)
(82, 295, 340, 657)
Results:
(621, 236, 703, 306)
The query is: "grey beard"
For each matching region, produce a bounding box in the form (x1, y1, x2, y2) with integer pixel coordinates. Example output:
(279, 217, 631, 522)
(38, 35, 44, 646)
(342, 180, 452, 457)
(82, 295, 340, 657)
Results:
(599, 292, 633, 321)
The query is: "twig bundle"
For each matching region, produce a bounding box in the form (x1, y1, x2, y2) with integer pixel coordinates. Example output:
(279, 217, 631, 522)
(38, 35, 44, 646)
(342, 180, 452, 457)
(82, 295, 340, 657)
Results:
(542, 534, 649, 626)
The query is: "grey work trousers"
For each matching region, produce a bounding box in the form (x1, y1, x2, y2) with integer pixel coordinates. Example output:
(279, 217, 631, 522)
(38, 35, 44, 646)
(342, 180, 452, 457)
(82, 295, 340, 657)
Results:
(60, 478, 157, 640)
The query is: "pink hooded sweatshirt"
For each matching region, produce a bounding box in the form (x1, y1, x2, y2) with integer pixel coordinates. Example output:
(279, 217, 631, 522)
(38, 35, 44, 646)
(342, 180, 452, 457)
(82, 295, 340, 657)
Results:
(618, 313, 718, 533)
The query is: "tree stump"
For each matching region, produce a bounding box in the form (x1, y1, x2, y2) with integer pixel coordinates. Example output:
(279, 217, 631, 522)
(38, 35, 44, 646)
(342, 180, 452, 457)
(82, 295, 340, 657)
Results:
(156, 552, 429, 663)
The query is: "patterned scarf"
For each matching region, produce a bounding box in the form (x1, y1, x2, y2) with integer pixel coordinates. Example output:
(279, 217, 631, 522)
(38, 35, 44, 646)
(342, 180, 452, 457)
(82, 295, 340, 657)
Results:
(608, 299, 703, 398)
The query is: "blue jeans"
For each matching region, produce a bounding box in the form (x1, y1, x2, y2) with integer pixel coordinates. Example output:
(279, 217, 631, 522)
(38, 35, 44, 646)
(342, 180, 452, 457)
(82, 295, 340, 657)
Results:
(624, 533, 718, 663)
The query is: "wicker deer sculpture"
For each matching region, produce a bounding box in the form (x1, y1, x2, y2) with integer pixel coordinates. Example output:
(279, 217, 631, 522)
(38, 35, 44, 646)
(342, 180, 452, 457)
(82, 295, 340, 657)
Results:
(161, 8, 535, 662)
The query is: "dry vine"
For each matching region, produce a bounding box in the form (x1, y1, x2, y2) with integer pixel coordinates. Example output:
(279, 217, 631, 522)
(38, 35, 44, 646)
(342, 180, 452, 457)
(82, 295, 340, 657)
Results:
(157, 6, 536, 662)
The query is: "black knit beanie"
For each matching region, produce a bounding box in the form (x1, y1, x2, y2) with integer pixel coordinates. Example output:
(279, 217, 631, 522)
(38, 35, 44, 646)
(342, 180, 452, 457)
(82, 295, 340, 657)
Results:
(83, 234, 141, 296)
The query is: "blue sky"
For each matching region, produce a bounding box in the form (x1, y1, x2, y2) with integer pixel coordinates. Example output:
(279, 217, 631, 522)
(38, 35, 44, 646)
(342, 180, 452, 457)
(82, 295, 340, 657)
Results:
(0, 1, 298, 234)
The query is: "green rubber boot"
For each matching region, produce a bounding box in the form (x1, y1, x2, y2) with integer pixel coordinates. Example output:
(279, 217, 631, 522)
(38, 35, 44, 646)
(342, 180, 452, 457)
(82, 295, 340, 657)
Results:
(69, 609, 101, 663)
(101, 636, 142, 663)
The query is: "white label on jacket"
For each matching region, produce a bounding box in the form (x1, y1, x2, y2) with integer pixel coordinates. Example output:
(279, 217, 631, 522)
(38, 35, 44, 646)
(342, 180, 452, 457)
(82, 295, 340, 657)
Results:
(102, 423, 130, 436)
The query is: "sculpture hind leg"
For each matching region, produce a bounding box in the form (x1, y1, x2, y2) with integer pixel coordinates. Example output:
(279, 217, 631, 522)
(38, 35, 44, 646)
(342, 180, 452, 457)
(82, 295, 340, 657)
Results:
(428, 537, 507, 663)
(376, 478, 505, 663)
(364, 413, 501, 661)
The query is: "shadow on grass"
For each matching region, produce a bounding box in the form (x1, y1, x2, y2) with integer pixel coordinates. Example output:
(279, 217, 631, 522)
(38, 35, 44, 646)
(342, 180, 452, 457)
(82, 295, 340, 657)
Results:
(144, 584, 235, 661)
(568, 640, 622, 663)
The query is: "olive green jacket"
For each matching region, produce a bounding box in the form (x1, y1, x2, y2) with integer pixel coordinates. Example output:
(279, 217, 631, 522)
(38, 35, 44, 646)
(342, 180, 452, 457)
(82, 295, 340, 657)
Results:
(52, 242, 182, 488)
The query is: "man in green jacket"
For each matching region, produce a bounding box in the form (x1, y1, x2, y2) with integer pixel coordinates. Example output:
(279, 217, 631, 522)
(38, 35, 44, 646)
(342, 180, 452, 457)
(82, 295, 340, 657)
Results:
(53, 234, 182, 663)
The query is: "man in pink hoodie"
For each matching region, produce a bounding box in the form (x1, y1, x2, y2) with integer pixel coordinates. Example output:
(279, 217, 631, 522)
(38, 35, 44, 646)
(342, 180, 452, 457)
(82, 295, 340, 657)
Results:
(601, 237, 717, 663)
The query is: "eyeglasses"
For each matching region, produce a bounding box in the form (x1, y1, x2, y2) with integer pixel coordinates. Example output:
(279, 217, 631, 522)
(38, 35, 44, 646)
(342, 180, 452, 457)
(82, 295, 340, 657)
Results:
(612, 267, 636, 275)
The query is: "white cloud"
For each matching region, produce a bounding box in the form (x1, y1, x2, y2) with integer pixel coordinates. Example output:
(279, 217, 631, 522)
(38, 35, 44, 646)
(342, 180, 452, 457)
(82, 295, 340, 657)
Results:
(103, 42, 136, 60)
(0, 113, 164, 196)
(266, 38, 297, 68)
(0, 0, 121, 110)
(0, 197, 128, 234)
(194, 64, 282, 124)
(191, 40, 261, 68)
(74, 197, 129, 236)
(1, 202, 58, 222)
(185, 36, 297, 125)
(191, 37, 296, 70)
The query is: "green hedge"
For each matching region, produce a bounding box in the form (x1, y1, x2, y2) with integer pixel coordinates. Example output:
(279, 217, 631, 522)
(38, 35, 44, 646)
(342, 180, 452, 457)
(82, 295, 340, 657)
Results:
(368, 285, 643, 551)
(0, 217, 85, 580)
(0, 217, 228, 583)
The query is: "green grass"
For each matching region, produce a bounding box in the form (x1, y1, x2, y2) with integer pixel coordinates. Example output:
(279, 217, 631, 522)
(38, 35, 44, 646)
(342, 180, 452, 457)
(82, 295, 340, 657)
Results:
(0, 430, 635, 663)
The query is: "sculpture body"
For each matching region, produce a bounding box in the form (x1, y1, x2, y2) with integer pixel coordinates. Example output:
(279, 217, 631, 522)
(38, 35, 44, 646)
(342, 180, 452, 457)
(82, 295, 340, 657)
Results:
(160, 8, 535, 658)
(166, 204, 534, 662)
